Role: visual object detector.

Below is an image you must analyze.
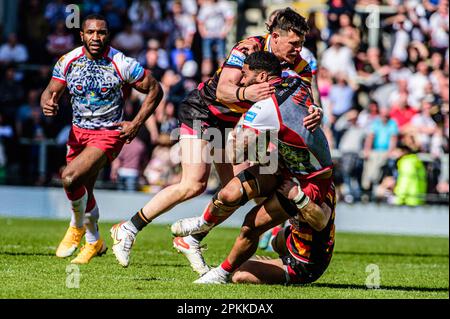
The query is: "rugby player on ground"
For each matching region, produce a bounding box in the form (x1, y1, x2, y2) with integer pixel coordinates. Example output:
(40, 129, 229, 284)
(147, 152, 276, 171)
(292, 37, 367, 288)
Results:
(40, 14, 162, 264)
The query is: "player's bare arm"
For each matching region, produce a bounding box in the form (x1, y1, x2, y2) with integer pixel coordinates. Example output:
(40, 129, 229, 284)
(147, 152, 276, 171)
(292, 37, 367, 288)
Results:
(278, 179, 331, 231)
(40, 78, 66, 117)
(216, 67, 274, 103)
(226, 126, 259, 165)
(115, 71, 163, 143)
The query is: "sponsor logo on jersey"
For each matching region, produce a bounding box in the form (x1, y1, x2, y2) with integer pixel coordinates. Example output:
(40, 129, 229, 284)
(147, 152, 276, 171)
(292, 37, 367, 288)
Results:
(244, 111, 257, 123)
(227, 49, 246, 68)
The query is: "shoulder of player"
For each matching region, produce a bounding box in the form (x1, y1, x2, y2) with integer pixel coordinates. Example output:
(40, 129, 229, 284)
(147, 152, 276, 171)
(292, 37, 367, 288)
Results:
(56, 46, 84, 65)
(249, 97, 277, 112)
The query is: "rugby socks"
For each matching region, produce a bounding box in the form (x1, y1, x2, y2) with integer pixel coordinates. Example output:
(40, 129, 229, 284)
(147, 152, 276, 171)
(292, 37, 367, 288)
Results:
(219, 259, 235, 275)
(67, 186, 88, 228)
(84, 197, 100, 244)
(202, 203, 219, 225)
(129, 209, 151, 233)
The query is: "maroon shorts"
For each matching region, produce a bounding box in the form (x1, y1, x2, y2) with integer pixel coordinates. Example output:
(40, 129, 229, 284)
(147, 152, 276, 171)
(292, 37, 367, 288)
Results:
(66, 125, 125, 163)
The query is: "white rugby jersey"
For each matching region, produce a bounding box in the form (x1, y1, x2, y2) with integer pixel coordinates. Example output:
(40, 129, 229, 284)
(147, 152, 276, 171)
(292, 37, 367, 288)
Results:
(242, 77, 332, 179)
(52, 46, 145, 130)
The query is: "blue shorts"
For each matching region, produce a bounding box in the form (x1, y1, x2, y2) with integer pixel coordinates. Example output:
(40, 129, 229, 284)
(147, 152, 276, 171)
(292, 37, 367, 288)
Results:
(202, 38, 226, 60)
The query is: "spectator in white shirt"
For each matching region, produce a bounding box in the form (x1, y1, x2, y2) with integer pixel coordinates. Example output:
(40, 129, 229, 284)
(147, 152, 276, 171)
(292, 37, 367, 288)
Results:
(321, 35, 356, 79)
(0, 33, 29, 65)
(197, 0, 234, 77)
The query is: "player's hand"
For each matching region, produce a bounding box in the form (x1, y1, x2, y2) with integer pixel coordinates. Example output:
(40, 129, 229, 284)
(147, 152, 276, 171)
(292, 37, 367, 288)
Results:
(244, 83, 275, 102)
(42, 92, 59, 117)
(303, 105, 323, 132)
(236, 39, 261, 55)
(114, 121, 139, 144)
(277, 179, 300, 201)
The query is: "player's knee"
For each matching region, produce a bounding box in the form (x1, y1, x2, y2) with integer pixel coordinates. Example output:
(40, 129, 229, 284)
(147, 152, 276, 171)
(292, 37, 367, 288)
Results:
(218, 182, 242, 205)
(61, 169, 79, 190)
(179, 181, 207, 200)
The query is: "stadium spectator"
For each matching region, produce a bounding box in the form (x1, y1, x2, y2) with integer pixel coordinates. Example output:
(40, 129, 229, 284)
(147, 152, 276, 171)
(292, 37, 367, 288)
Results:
(127, 0, 162, 39)
(328, 73, 355, 145)
(389, 91, 417, 131)
(335, 109, 366, 202)
(170, 38, 194, 73)
(112, 20, 144, 58)
(304, 11, 322, 57)
(101, 0, 128, 36)
(0, 33, 29, 65)
(429, 1, 449, 54)
(46, 20, 75, 62)
(393, 142, 427, 206)
(336, 13, 360, 52)
(408, 61, 431, 110)
(362, 107, 399, 192)
(321, 35, 357, 78)
(44, 0, 69, 28)
(408, 98, 438, 152)
(138, 38, 170, 70)
(0, 65, 25, 122)
(170, 0, 197, 49)
(197, 0, 235, 77)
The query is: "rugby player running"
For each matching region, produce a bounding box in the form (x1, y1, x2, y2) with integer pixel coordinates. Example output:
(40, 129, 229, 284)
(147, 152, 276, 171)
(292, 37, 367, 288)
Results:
(40, 14, 162, 264)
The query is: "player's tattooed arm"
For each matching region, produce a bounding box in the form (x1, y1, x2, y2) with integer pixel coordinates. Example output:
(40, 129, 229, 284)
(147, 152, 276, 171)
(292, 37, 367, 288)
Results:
(116, 70, 163, 143)
(40, 79, 66, 117)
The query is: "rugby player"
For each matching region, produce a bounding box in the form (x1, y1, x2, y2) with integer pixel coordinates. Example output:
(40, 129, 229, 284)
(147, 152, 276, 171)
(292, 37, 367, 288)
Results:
(40, 14, 162, 264)
(173, 51, 335, 284)
(110, 8, 323, 271)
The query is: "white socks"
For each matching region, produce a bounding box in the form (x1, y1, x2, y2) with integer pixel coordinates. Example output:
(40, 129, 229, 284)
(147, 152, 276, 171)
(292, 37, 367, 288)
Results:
(84, 204, 100, 244)
(122, 220, 138, 236)
(70, 191, 88, 228)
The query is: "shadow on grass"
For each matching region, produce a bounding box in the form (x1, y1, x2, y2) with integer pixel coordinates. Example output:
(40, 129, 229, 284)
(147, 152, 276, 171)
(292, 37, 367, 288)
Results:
(0, 251, 54, 257)
(335, 251, 449, 258)
(308, 282, 449, 293)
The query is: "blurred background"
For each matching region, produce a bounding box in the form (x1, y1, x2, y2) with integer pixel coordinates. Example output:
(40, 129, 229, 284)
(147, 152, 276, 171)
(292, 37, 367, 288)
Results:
(0, 0, 448, 209)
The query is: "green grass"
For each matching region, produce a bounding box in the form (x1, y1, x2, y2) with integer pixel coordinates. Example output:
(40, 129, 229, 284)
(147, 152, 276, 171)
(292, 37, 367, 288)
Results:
(0, 218, 448, 299)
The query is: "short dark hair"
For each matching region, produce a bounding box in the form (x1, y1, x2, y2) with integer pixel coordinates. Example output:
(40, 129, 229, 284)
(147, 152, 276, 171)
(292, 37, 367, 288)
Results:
(268, 7, 309, 36)
(81, 14, 109, 31)
(244, 51, 282, 77)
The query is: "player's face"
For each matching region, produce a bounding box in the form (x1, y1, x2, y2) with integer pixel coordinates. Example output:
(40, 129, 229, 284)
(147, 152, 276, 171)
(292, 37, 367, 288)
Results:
(81, 20, 109, 58)
(272, 30, 304, 64)
(240, 64, 267, 87)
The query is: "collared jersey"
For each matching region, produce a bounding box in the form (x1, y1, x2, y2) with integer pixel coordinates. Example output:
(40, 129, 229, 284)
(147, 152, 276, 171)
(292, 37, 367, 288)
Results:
(242, 76, 332, 180)
(52, 46, 145, 130)
(199, 34, 313, 124)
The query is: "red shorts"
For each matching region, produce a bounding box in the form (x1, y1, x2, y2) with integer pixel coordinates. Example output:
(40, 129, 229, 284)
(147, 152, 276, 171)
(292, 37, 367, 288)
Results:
(66, 125, 125, 163)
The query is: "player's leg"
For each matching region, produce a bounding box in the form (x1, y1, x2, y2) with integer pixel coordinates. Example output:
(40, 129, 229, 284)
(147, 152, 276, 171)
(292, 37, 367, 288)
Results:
(56, 147, 108, 258)
(111, 137, 212, 267)
(230, 225, 290, 284)
(172, 164, 279, 237)
(231, 258, 287, 284)
(70, 170, 107, 264)
(194, 193, 289, 283)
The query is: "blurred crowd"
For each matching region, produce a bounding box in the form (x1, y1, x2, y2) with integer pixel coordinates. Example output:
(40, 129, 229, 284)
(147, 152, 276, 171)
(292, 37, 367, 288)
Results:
(0, 0, 448, 206)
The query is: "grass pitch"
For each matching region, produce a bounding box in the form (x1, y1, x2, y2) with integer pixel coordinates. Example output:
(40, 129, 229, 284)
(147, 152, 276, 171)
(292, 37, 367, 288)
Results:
(0, 218, 448, 299)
